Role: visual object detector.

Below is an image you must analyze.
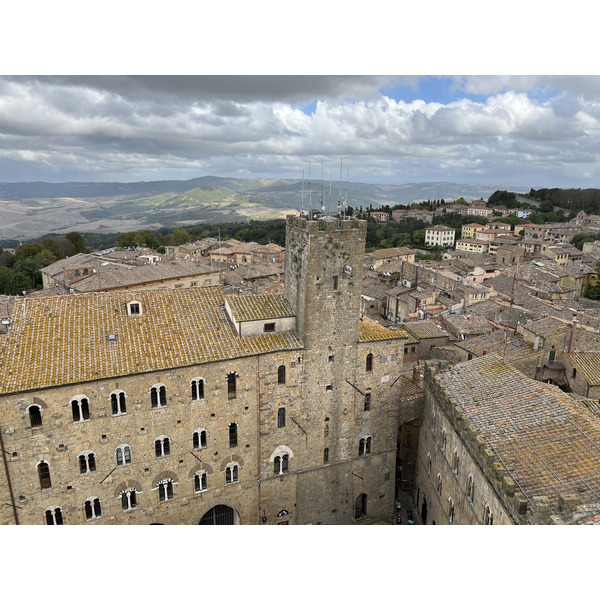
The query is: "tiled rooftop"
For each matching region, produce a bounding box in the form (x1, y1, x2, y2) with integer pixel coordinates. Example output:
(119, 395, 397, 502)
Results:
(453, 329, 539, 361)
(403, 320, 449, 339)
(0, 287, 303, 394)
(226, 294, 295, 322)
(442, 314, 494, 336)
(436, 355, 600, 507)
(566, 352, 600, 386)
(72, 260, 217, 292)
(358, 317, 408, 343)
(523, 316, 571, 337)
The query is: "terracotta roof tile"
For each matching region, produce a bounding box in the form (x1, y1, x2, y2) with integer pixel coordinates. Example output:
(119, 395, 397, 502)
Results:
(0, 287, 302, 394)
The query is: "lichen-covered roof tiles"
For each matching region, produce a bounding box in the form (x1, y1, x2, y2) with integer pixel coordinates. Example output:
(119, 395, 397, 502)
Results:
(0, 287, 302, 394)
(436, 355, 600, 507)
(226, 294, 295, 322)
(403, 320, 449, 339)
(358, 317, 408, 343)
(566, 352, 600, 386)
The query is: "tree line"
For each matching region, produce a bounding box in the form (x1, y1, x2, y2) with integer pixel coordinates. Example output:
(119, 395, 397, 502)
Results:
(0, 232, 87, 295)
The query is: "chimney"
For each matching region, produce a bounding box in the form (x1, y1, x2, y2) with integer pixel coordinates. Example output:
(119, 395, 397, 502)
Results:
(568, 319, 578, 353)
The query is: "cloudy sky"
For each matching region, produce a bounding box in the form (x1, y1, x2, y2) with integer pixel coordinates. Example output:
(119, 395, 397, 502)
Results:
(2, 4, 597, 189)
(2, 74, 600, 188)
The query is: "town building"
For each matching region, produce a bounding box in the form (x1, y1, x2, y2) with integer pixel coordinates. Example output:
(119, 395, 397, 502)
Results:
(0, 216, 412, 525)
(425, 226, 456, 247)
(455, 239, 489, 254)
(416, 356, 600, 525)
(461, 223, 486, 239)
(370, 211, 389, 222)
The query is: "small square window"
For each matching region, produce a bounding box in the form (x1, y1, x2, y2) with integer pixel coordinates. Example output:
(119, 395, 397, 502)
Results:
(326, 384, 332, 391)
(328, 355, 334, 362)
(129, 303, 140, 315)
(263, 322, 276, 332)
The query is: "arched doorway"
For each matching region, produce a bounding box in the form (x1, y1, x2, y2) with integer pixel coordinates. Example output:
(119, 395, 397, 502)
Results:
(420, 496, 428, 525)
(354, 494, 367, 520)
(199, 505, 239, 525)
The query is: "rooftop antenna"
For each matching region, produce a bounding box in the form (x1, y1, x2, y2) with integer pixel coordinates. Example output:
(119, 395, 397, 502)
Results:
(338, 158, 344, 217)
(345, 168, 349, 218)
(301, 169, 305, 215)
(320, 161, 325, 213)
(328, 169, 333, 215)
(308, 161, 312, 220)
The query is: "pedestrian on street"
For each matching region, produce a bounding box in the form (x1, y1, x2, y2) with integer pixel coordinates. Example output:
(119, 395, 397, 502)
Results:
(396, 500, 402, 512)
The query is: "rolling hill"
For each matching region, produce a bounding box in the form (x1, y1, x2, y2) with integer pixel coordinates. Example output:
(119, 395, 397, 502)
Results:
(0, 176, 529, 242)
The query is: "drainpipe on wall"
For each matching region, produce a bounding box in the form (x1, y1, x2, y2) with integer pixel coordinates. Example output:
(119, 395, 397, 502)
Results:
(0, 426, 19, 524)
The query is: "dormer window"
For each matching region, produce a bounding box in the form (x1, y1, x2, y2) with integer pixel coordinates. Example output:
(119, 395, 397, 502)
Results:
(127, 301, 142, 316)
(263, 322, 276, 332)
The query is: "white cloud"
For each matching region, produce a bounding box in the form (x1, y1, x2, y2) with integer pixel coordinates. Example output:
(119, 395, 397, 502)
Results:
(1, 76, 600, 187)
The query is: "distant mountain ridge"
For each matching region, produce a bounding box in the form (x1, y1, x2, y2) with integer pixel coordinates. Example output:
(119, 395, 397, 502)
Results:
(0, 176, 530, 241)
(0, 176, 528, 203)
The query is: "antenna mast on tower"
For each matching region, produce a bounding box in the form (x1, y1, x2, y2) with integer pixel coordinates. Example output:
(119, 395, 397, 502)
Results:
(337, 158, 344, 218)
(321, 161, 325, 213)
(301, 169, 305, 215)
(308, 161, 312, 220)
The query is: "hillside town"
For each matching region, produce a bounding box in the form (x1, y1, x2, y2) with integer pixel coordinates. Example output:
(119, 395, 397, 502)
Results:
(3, 194, 600, 526)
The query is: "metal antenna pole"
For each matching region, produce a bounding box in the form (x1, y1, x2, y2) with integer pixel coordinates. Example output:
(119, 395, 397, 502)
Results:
(308, 161, 312, 220)
(301, 169, 304, 214)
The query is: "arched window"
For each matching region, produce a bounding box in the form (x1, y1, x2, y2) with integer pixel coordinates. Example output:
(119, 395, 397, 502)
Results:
(150, 384, 167, 408)
(194, 471, 207, 493)
(191, 378, 205, 401)
(225, 463, 239, 484)
(277, 365, 286, 385)
(228, 423, 238, 448)
(452, 449, 460, 475)
(364, 391, 371, 412)
(71, 396, 90, 422)
(157, 479, 174, 502)
(155, 437, 170, 458)
(427, 452, 432, 474)
(45, 507, 63, 525)
(193, 429, 207, 450)
(358, 436, 372, 456)
(277, 407, 286, 428)
(436, 473, 442, 496)
(120, 489, 137, 511)
(78, 452, 96, 474)
(38, 461, 51, 489)
(116, 445, 131, 466)
(110, 391, 127, 415)
(440, 429, 447, 452)
(274, 453, 289, 475)
(366, 353, 373, 372)
(28, 405, 42, 427)
(467, 474, 475, 502)
(484, 505, 494, 525)
(324, 417, 330, 438)
(84, 498, 102, 520)
(226, 372, 237, 399)
(448, 497, 455, 524)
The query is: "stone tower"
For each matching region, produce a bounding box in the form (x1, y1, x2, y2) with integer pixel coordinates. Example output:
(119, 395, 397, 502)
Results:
(284, 215, 367, 466)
